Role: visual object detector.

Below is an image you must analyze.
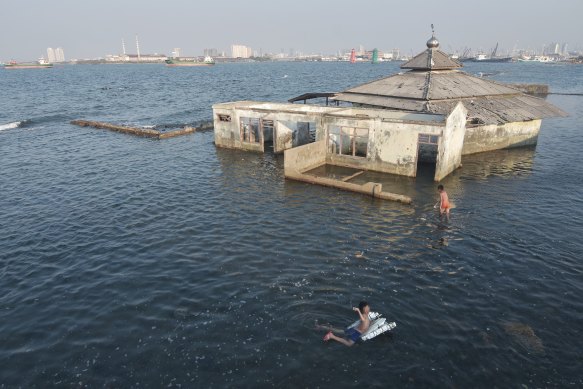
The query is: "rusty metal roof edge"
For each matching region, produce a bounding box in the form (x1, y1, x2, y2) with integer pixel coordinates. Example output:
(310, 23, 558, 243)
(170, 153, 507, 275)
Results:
(287, 92, 338, 103)
(333, 92, 428, 102)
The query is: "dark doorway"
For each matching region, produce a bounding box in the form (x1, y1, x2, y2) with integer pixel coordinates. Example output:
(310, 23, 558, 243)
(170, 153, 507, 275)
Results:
(416, 134, 439, 178)
(262, 119, 274, 152)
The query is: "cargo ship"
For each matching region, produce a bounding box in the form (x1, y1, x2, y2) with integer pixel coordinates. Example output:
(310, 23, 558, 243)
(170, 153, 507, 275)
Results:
(460, 43, 514, 63)
(165, 56, 215, 67)
(3, 57, 53, 69)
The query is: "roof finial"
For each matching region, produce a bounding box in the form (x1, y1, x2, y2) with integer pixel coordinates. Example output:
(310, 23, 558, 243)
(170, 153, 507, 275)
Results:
(427, 24, 439, 49)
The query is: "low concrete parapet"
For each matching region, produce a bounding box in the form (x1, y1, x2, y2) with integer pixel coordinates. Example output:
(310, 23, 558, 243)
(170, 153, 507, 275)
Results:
(284, 140, 412, 204)
(286, 171, 412, 204)
(511, 84, 549, 96)
(284, 140, 327, 176)
(71, 120, 198, 139)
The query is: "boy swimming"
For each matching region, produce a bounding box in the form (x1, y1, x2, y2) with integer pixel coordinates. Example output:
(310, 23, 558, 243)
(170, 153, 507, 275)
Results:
(322, 301, 371, 346)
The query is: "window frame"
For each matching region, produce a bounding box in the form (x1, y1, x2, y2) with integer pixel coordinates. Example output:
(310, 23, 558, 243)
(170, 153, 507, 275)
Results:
(240, 117, 261, 144)
(328, 125, 369, 158)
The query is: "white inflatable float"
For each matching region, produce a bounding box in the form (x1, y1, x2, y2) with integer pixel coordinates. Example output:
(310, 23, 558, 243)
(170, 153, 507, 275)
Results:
(346, 312, 396, 341)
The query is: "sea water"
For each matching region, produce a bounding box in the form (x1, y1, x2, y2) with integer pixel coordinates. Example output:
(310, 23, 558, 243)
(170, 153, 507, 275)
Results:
(0, 61, 582, 387)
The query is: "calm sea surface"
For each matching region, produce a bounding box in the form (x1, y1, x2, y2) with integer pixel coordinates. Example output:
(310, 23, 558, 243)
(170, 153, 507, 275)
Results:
(0, 61, 582, 388)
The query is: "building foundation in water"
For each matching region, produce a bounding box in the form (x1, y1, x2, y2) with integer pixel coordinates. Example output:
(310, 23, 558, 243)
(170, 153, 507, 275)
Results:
(211, 32, 566, 200)
(213, 101, 467, 201)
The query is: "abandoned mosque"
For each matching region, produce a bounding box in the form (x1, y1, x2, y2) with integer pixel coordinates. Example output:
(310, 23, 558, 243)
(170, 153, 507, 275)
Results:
(212, 34, 566, 202)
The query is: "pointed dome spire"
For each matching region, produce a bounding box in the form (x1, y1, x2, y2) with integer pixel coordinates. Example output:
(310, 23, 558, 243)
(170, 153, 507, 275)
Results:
(401, 25, 462, 71)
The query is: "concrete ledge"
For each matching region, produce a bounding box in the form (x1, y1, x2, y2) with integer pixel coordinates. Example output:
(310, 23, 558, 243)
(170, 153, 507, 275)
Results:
(71, 120, 197, 139)
(286, 171, 412, 204)
(159, 127, 196, 139)
(511, 84, 549, 96)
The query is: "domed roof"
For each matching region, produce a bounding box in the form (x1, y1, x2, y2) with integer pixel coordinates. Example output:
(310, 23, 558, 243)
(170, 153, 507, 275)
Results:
(332, 32, 567, 124)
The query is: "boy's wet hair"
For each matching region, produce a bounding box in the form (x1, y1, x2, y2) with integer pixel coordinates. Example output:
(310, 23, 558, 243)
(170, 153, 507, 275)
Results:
(437, 184, 444, 190)
(358, 301, 369, 313)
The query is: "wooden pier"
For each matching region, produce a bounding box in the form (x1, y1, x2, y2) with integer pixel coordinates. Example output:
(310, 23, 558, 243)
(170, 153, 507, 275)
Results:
(71, 120, 201, 139)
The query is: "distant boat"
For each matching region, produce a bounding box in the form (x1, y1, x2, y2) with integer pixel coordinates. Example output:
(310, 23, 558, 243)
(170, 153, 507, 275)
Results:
(463, 43, 514, 63)
(165, 56, 215, 67)
(469, 54, 514, 63)
(517, 55, 555, 63)
(4, 57, 53, 69)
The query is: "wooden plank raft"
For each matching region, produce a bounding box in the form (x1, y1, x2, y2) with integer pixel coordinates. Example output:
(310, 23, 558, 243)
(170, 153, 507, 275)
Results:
(71, 120, 198, 139)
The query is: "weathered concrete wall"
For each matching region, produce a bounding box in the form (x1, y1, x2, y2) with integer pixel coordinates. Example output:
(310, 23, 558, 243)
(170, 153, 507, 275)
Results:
(326, 117, 444, 177)
(284, 140, 326, 175)
(213, 106, 263, 152)
(213, 104, 325, 154)
(275, 121, 294, 153)
(462, 120, 541, 155)
(435, 102, 467, 181)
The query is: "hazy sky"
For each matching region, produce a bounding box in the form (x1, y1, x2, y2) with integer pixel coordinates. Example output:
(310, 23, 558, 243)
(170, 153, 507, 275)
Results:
(1, 0, 581, 60)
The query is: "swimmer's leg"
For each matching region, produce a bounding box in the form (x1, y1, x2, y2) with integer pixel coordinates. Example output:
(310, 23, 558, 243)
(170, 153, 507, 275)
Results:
(315, 321, 344, 334)
(327, 332, 355, 347)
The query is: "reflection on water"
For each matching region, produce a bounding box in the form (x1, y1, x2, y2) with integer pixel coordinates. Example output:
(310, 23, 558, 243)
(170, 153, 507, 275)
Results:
(459, 146, 536, 179)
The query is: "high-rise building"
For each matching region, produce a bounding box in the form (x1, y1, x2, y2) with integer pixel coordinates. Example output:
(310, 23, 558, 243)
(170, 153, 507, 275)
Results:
(171, 48, 181, 58)
(391, 48, 400, 60)
(47, 48, 56, 63)
(561, 43, 568, 56)
(231, 44, 253, 58)
(204, 48, 219, 57)
(55, 48, 65, 62)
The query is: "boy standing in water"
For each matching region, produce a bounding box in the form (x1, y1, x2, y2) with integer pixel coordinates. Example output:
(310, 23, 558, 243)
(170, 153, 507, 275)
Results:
(437, 184, 450, 216)
(323, 301, 371, 346)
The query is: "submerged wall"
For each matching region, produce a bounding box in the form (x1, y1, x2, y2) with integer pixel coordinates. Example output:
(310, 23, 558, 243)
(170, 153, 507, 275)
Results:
(213, 103, 323, 154)
(462, 120, 542, 155)
(284, 140, 326, 176)
(284, 140, 412, 204)
(213, 105, 263, 152)
(435, 103, 467, 181)
(326, 117, 444, 177)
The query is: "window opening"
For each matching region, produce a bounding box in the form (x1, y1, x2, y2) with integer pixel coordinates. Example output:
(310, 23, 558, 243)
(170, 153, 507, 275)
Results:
(240, 117, 261, 143)
(328, 126, 368, 157)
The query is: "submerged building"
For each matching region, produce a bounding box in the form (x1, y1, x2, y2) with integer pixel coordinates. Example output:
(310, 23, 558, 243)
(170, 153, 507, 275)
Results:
(212, 33, 566, 197)
(213, 101, 467, 185)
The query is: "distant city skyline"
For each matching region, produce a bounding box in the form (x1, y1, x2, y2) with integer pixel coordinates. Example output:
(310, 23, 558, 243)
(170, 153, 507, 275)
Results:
(2, 0, 582, 60)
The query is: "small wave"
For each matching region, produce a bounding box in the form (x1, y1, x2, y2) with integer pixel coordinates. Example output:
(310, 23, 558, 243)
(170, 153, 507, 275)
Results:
(0, 121, 22, 131)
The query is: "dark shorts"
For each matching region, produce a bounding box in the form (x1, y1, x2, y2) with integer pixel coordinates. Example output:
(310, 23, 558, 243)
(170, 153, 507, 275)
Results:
(345, 327, 362, 343)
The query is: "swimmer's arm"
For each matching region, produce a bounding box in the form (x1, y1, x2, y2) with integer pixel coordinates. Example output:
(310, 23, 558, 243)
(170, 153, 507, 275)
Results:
(353, 307, 366, 321)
